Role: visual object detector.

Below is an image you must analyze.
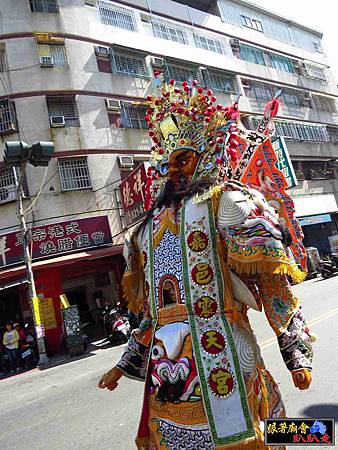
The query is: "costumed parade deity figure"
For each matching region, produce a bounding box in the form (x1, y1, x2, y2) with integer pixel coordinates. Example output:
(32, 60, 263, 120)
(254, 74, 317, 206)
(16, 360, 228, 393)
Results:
(98, 79, 315, 450)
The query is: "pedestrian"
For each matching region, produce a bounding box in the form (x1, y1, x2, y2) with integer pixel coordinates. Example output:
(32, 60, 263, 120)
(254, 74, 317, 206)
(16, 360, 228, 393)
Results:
(2, 323, 20, 373)
(0, 339, 7, 376)
(14, 323, 26, 370)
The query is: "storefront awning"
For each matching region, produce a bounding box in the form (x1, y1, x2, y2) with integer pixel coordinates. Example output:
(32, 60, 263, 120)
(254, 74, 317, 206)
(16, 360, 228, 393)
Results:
(0, 245, 123, 282)
(293, 194, 338, 217)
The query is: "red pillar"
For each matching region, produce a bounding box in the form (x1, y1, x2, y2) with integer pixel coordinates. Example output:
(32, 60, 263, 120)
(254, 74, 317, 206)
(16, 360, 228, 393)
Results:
(34, 268, 63, 354)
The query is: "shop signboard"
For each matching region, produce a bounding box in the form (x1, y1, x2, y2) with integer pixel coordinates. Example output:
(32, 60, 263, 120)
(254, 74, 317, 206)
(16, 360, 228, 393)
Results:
(62, 305, 84, 356)
(32, 296, 57, 330)
(272, 136, 298, 189)
(119, 163, 149, 226)
(38, 297, 57, 330)
(328, 234, 338, 252)
(299, 214, 332, 226)
(0, 216, 112, 268)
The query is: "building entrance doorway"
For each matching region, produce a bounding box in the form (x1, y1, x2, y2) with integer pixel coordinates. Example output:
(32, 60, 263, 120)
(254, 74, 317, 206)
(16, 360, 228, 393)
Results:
(64, 286, 90, 323)
(0, 287, 21, 327)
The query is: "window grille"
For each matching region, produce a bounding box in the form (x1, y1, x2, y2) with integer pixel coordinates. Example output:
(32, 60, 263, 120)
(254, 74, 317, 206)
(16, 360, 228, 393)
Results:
(0, 168, 17, 204)
(207, 70, 237, 93)
(270, 54, 294, 73)
(283, 92, 301, 107)
(164, 62, 201, 84)
(98, 1, 136, 31)
(29, 0, 59, 13)
(274, 121, 329, 142)
(247, 83, 274, 102)
(58, 158, 92, 191)
(46, 96, 79, 127)
(312, 95, 337, 113)
(247, 82, 302, 108)
(304, 63, 327, 81)
(327, 127, 338, 142)
(239, 44, 265, 66)
(111, 48, 149, 78)
(152, 19, 188, 45)
(0, 100, 18, 135)
(0, 51, 7, 72)
(241, 15, 263, 32)
(193, 33, 224, 54)
(38, 44, 68, 68)
(250, 116, 329, 142)
(121, 103, 147, 129)
(302, 160, 335, 180)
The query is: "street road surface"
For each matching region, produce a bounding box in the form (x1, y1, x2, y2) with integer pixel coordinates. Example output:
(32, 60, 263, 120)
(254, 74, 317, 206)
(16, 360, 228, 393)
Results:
(0, 277, 337, 450)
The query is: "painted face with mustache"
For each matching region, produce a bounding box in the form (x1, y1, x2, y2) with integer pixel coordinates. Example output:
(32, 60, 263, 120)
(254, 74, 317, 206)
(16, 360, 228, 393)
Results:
(167, 149, 200, 189)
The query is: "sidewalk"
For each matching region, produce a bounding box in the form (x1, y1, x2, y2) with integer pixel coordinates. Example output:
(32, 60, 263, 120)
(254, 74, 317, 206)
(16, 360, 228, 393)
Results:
(0, 337, 125, 380)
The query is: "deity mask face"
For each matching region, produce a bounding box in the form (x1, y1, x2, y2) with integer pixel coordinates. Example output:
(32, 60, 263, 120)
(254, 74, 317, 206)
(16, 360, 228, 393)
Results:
(168, 149, 200, 187)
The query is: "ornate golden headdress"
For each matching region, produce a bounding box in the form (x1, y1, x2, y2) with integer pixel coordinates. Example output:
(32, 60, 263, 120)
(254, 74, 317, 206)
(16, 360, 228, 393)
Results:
(144, 79, 241, 209)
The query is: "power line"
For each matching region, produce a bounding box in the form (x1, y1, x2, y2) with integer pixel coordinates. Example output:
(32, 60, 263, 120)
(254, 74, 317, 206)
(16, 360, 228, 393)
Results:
(23, 165, 49, 214)
(0, 207, 123, 234)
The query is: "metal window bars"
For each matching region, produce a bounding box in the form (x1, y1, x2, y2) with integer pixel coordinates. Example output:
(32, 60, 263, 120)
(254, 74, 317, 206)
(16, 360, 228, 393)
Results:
(193, 33, 224, 54)
(312, 95, 337, 113)
(239, 44, 265, 66)
(0, 51, 7, 72)
(98, 1, 136, 31)
(303, 63, 327, 81)
(120, 103, 148, 129)
(164, 61, 202, 85)
(247, 82, 303, 108)
(111, 48, 149, 78)
(58, 158, 92, 191)
(38, 44, 68, 68)
(152, 18, 188, 45)
(0, 168, 17, 204)
(0, 100, 18, 135)
(46, 96, 79, 127)
(250, 116, 330, 142)
(50, 45, 68, 67)
(29, 0, 59, 13)
(270, 54, 295, 74)
(207, 70, 237, 93)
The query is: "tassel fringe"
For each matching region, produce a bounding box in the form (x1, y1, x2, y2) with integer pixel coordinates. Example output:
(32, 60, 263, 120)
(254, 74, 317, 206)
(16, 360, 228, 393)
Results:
(227, 256, 307, 283)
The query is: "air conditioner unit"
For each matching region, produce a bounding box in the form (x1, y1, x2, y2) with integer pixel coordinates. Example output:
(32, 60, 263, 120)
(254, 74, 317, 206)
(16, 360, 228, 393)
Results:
(146, 55, 164, 68)
(40, 55, 54, 67)
(118, 155, 134, 167)
(50, 116, 65, 127)
(95, 45, 111, 58)
(106, 99, 121, 111)
(229, 38, 240, 48)
(140, 13, 151, 22)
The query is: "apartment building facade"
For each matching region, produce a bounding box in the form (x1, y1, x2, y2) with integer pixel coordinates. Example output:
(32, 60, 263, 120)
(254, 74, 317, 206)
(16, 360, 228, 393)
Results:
(0, 0, 337, 350)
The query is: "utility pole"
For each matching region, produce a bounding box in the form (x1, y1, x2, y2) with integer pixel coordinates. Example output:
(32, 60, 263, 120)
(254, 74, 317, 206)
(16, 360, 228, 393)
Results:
(15, 164, 49, 365)
(4, 140, 54, 365)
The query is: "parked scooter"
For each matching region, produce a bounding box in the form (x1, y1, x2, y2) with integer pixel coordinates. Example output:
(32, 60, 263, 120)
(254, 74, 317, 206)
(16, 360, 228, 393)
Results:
(321, 253, 338, 279)
(21, 324, 39, 369)
(102, 306, 130, 345)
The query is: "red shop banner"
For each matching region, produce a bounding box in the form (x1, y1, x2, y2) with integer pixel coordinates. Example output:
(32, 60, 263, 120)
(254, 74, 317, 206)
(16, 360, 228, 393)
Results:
(119, 163, 148, 226)
(0, 216, 112, 268)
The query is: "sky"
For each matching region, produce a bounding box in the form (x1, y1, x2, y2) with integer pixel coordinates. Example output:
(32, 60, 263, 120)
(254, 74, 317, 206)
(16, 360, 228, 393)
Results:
(247, 0, 338, 82)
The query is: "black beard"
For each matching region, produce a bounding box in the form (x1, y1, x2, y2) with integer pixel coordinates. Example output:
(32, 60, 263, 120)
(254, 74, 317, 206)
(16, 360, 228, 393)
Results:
(140, 177, 215, 231)
(157, 178, 214, 209)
